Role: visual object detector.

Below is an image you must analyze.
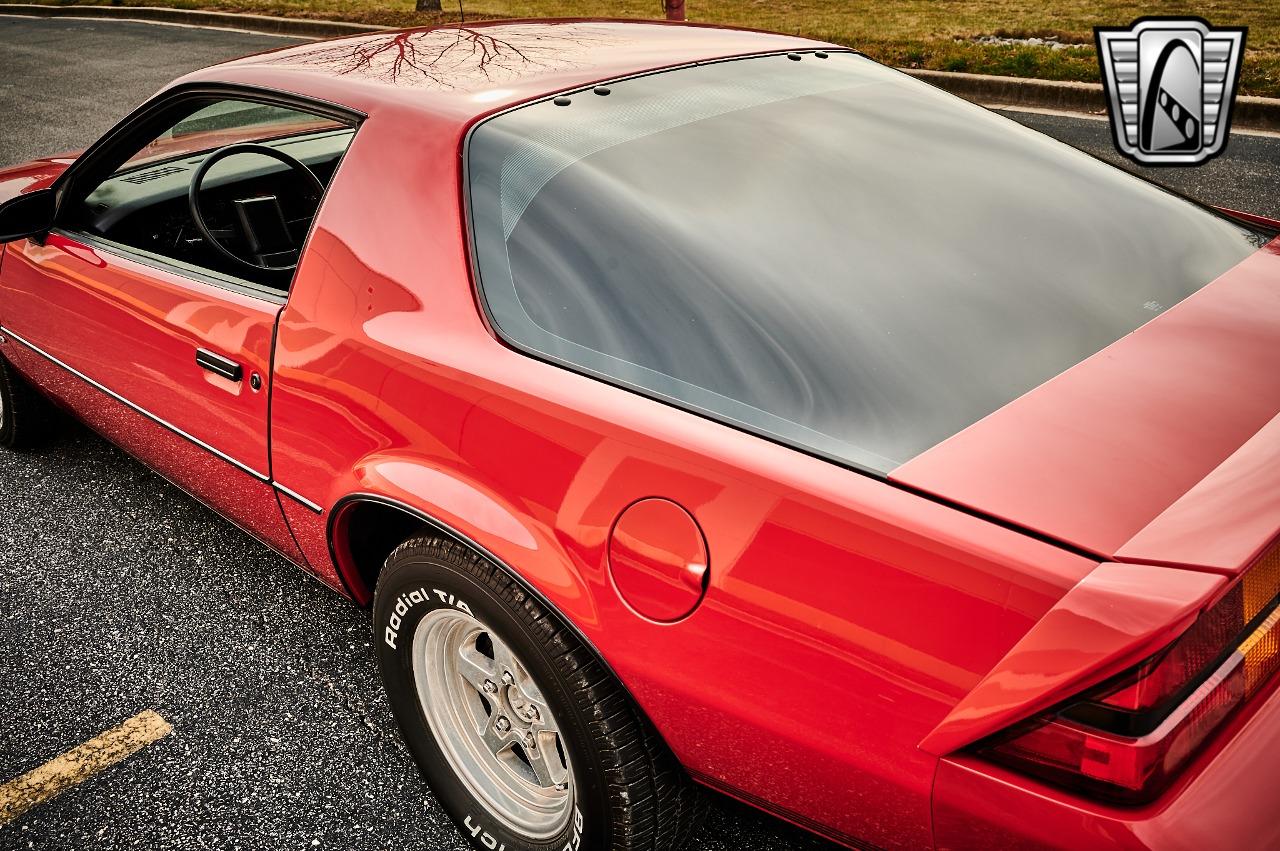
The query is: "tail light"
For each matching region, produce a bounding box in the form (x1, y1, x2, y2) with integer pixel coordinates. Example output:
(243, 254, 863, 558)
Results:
(977, 545, 1280, 802)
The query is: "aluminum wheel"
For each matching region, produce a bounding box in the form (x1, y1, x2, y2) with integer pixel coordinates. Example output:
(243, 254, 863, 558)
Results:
(412, 608, 573, 838)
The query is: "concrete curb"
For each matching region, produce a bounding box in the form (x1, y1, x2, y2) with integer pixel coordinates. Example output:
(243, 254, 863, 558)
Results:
(904, 69, 1106, 114)
(0, 3, 392, 38)
(906, 68, 1280, 132)
(3, 3, 1279, 130)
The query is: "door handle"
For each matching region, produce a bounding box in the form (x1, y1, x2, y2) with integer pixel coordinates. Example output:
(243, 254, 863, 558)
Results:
(195, 348, 243, 382)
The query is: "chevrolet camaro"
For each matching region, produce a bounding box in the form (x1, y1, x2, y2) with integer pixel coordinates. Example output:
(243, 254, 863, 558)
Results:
(1, 19, 1278, 851)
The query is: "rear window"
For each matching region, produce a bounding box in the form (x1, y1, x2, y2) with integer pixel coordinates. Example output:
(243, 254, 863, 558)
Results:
(466, 51, 1267, 475)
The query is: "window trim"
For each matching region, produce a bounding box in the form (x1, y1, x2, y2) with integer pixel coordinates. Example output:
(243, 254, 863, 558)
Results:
(47, 82, 365, 304)
(56, 228, 288, 304)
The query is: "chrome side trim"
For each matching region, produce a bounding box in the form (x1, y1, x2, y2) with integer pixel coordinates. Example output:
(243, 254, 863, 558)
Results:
(0, 324, 270, 482)
(61, 229, 287, 305)
(274, 481, 323, 514)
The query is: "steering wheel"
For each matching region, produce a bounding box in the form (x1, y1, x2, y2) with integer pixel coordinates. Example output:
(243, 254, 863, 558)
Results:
(187, 142, 325, 273)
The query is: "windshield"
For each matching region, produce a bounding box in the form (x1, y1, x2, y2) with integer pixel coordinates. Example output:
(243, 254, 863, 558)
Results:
(118, 100, 344, 173)
(467, 51, 1268, 475)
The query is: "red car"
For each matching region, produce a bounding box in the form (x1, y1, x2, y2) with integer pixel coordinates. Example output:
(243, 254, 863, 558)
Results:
(1, 19, 1279, 851)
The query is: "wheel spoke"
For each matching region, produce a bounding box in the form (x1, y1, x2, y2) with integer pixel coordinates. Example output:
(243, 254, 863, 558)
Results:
(524, 731, 568, 788)
(457, 641, 499, 696)
(489, 634, 519, 676)
(514, 667, 547, 705)
(481, 718, 515, 757)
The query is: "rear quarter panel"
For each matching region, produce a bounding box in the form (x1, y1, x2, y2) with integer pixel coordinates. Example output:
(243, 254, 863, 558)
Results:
(268, 104, 1099, 849)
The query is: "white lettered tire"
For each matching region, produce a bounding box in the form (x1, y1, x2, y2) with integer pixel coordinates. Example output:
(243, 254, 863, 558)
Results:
(373, 534, 705, 851)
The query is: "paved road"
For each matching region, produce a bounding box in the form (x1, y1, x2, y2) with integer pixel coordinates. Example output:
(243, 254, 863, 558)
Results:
(1004, 108, 1280, 220)
(0, 16, 308, 168)
(0, 14, 1277, 851)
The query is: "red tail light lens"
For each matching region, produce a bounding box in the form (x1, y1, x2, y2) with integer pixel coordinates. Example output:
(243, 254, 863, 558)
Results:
(978, 546, 1280, 802)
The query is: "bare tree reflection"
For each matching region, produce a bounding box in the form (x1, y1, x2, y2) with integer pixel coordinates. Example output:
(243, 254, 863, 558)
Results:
(263, 24, 616, 89)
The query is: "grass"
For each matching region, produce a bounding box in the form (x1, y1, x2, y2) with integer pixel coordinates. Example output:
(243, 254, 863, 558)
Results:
(8, 0, 1280, 97)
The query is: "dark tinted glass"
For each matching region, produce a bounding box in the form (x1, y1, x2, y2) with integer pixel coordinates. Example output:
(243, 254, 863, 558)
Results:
(467, 52, 1266, 475)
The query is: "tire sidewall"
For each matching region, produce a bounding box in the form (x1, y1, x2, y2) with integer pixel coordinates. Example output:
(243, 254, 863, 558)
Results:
(374, 549, 602, 851)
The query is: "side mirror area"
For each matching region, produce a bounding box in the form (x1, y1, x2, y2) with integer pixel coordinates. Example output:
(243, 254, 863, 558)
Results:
(0, 188, 56, 244)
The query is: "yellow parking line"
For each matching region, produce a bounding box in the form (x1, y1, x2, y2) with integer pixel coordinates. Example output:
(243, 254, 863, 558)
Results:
(0, 710, 173, 826)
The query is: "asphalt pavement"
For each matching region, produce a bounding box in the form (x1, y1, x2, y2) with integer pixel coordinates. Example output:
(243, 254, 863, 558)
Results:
(1003, 108, 1280, 220)
(0, 13, 1278, 851)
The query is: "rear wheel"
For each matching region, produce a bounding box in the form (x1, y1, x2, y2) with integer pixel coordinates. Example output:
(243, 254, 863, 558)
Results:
(373, 534, 706, 851)
(0, 354, 56, 449)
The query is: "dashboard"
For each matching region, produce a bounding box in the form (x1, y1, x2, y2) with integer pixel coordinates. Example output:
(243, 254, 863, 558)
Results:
(69, 129, 356, 289)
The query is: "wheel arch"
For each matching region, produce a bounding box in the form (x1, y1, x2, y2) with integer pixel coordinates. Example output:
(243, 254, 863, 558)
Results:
(327, 454, 598, 609)
(329, 490, 579, 608)
(327, 489, 612, 677)
(328, 494, 431, 604)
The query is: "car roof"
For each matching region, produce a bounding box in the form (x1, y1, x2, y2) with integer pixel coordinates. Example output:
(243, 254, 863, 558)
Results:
(181, 20, 828, 124)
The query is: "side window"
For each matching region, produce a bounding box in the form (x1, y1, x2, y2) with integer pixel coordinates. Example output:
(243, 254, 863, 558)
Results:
(66, 96, 358, 295)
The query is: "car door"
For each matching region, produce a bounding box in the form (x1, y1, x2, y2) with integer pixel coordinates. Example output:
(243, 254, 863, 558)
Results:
(0, 89, 358, 568)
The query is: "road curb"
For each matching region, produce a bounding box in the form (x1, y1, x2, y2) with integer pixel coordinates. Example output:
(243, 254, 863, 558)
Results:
(906, 69, 1280, 132)
(0, 3, 392, 38)
(904, 69, 1106, 114)
(3, 3, 1279, 131)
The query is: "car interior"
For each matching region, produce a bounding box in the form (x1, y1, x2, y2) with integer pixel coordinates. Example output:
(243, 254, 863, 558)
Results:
(64, 98, 358, 295)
